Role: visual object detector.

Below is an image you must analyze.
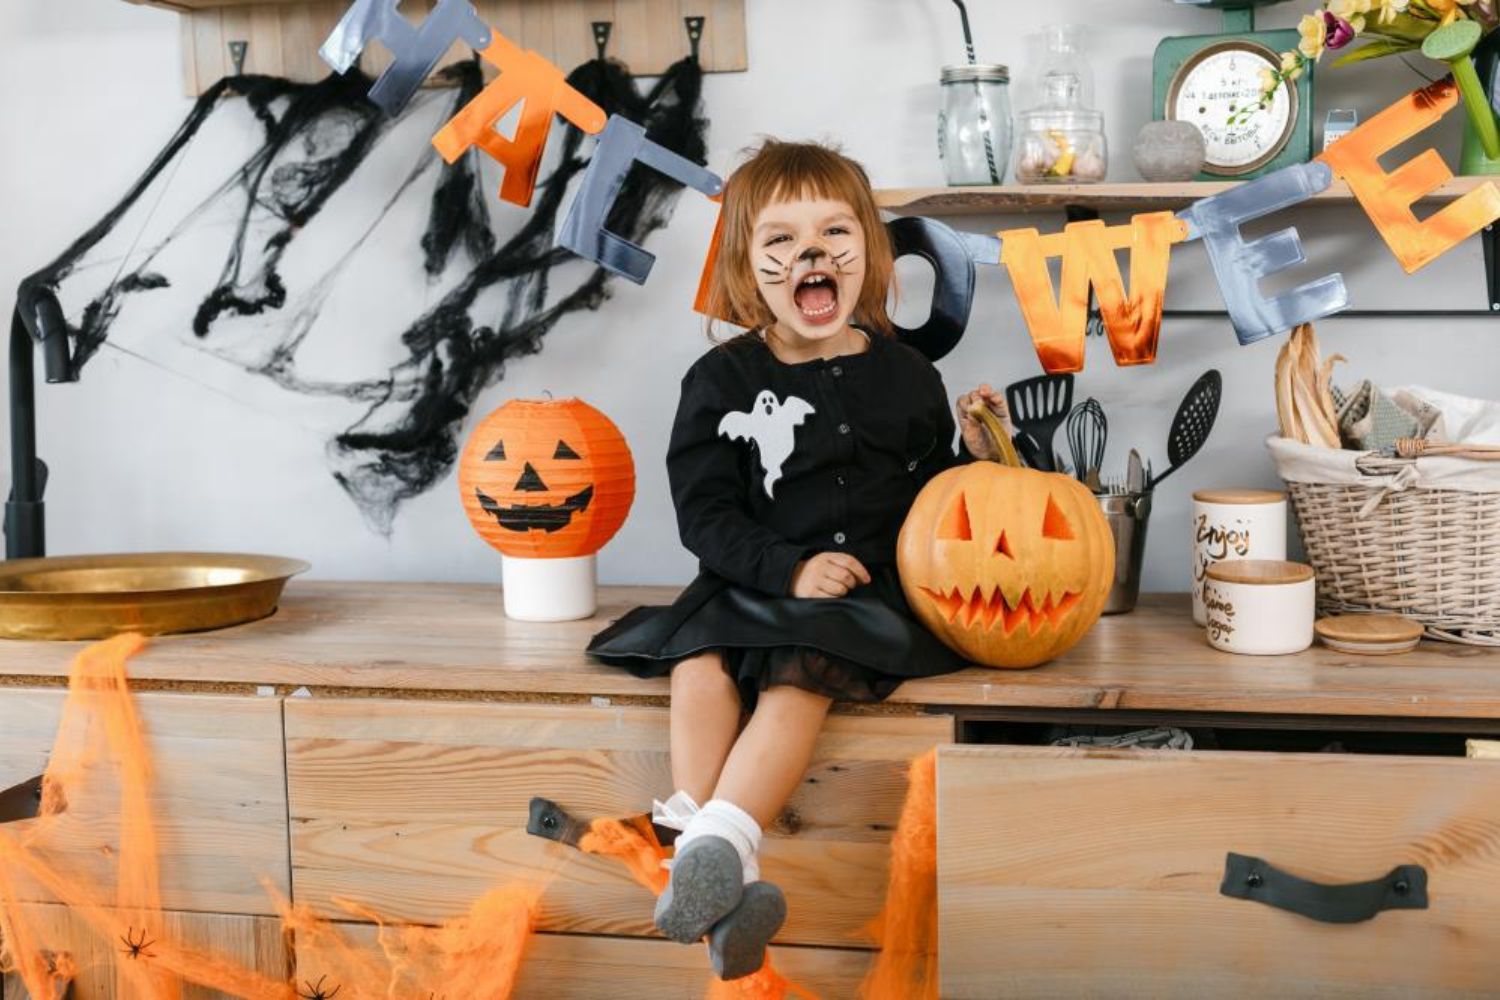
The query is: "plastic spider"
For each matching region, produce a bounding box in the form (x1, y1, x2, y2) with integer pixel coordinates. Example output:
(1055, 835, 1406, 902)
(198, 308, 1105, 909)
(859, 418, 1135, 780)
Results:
(118, 927, 155, 960)
(297, 975, 342, 1000)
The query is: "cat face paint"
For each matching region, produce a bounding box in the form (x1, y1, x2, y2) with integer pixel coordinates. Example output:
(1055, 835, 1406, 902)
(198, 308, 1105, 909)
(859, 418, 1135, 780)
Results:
(751, 197, 865, 344)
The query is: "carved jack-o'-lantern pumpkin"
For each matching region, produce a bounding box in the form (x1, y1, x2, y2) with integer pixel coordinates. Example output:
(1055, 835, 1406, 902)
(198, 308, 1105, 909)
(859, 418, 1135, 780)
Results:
(458, 398, 635, 560)
(898, 410, 1113, 669)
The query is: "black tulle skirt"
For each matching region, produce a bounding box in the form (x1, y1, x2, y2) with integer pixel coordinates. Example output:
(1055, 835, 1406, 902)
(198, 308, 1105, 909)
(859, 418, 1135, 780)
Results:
(587, 566, 969, 709)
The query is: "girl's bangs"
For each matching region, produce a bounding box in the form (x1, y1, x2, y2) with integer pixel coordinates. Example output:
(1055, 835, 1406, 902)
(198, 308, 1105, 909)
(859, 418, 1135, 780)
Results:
(735, 150, 875, 217)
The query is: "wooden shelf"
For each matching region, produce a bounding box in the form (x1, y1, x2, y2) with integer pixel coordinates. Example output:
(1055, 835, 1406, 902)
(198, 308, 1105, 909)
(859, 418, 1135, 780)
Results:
(875, 176, 1495, 216)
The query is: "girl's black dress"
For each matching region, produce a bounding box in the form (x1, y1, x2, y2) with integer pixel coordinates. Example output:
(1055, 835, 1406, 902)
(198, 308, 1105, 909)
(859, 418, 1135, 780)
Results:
(588, 332, 970, 707)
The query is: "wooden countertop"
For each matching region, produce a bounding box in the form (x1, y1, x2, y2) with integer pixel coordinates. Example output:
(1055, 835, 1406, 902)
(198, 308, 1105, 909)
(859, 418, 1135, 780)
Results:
(2, 582, 1499, 719)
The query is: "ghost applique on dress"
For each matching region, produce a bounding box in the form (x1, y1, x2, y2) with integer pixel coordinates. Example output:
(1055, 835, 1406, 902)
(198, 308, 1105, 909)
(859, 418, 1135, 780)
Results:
(718, 390, 816, 498)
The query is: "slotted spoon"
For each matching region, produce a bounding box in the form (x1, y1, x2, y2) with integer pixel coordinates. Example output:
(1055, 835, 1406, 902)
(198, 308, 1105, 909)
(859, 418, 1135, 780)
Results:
(1006, 374, 1074, 473)
(1150, 369, 1222, 489)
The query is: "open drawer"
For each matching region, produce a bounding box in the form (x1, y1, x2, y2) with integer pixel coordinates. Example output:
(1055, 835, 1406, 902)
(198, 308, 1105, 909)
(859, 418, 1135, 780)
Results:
(937, 745, 1500, 998)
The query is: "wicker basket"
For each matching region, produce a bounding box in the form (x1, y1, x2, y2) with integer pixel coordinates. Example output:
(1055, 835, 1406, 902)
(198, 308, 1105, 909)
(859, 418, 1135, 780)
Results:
(1275, 447, 1500, 646)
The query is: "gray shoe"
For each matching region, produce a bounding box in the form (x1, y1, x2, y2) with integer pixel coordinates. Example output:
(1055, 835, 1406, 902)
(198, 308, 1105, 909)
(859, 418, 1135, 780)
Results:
(709, 880, 787, 981)
(653, 835, 743, 944)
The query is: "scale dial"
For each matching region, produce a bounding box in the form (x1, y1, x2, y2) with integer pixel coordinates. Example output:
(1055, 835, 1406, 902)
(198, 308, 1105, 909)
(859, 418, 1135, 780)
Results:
(1167, 40, 1296, 177)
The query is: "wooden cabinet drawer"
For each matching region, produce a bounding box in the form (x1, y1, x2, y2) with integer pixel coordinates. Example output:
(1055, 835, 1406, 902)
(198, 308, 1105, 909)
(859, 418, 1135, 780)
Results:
(937, 745, 1500, 999)
(0, 688, 289, 916)
(286, 699, 952, 948)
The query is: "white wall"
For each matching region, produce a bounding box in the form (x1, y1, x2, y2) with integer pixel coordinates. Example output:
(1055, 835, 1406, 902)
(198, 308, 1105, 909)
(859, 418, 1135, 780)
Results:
(1, 0, 1494, 590)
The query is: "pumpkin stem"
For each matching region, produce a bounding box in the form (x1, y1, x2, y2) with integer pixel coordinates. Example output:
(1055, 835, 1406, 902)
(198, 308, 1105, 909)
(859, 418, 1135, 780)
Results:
(967, 401, 1022, 468)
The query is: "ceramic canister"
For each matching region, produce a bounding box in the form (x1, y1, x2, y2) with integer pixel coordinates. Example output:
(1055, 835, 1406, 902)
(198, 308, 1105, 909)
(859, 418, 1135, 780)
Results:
(1203, 560, 1316, 655)
(501, 554, 597, 622)
(1191, 489, 1287, 625)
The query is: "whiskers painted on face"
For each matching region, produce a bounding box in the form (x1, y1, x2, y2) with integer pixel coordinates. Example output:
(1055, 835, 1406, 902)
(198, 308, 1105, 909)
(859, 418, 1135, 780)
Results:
(759, 251, 790, 284)
(832, 249, 862, 276)
(758, 251, 791, 285)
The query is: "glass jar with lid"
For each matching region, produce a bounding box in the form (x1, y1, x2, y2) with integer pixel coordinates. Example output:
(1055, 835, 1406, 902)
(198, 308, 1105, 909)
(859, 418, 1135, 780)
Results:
(938, 64, 1012, 186)
(1015, 26, 1107, 184)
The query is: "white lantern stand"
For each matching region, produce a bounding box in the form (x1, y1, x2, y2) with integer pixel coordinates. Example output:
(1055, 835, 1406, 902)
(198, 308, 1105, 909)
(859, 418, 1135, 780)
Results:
(500, 554, 598, 621)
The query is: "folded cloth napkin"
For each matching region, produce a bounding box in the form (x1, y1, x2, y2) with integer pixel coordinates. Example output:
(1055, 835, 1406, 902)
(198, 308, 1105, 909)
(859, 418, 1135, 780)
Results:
(1335, 380, 1427, 452)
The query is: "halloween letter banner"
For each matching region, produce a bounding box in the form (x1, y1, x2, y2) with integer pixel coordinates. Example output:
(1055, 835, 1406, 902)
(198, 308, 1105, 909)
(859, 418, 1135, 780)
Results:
(321, 3, 1500, 372)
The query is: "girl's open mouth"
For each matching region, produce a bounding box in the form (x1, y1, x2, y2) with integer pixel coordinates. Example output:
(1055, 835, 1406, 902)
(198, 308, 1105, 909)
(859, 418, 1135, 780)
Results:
(793, 271, 840, 324)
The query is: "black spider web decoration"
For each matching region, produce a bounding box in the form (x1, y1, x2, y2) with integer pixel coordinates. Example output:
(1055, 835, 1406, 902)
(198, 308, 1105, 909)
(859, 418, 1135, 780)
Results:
(29, 56, 708, 533)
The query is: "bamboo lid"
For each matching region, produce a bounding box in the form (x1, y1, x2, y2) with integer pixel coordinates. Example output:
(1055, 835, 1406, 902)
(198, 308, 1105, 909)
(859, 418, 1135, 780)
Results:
(1205, 559, 1314, 586)
(1192, 489, 1286, 505)
(1315, 614, 1424, 655)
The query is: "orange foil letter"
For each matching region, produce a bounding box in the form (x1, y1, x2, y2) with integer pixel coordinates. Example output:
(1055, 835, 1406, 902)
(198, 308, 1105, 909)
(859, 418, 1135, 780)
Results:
(693, 196, 726, 317)
(1000, 212, 1188, 374)
(432, 33, 607, 208)
(1319, 78, 1500, 273)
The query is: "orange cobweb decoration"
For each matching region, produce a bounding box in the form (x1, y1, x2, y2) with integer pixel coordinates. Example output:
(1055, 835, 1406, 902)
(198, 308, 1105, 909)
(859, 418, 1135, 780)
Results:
(0, 635, 540, 1000)
(0, 634, 293, 999)
(277, 883, 542, 1000)
(860, 749, 939, 1000)
(578, 816, 817, 1000)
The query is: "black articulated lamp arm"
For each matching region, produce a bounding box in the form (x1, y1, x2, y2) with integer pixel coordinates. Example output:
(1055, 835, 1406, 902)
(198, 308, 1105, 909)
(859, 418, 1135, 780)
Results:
(6, 280, 76, 561)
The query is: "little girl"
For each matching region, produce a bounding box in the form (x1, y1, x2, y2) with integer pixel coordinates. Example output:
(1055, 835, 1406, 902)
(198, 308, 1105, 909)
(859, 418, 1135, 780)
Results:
(589, 139, 1003, 980)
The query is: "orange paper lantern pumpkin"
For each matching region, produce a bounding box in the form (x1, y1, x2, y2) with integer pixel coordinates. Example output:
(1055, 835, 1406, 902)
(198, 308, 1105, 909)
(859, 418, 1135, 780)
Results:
(898, 453, 1113, 669)
(458, 398, 635, 559)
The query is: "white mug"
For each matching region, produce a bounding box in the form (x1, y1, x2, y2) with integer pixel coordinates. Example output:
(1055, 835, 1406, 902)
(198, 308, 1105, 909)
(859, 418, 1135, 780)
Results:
(1192, 489, 1287, 625)
(1203, 560, 1316, 656)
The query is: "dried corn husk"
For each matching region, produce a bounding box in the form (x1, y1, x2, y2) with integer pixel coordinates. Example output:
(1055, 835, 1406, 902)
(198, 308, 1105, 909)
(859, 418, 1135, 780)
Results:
(1275, 324, 1341, 448)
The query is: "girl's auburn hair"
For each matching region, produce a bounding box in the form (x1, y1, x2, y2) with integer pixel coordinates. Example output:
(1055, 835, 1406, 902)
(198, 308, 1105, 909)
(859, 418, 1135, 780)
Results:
(703, 139, 895, 338)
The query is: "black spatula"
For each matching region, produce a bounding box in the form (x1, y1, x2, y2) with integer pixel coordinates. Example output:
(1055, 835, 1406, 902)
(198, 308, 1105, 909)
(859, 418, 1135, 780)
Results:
(1005, 374, 1074, 473)
(1150, 369, 1222, 489)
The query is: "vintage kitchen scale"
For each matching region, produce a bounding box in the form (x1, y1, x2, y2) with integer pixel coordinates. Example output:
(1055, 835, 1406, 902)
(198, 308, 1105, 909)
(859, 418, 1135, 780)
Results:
(1153, 0, 1314, 179)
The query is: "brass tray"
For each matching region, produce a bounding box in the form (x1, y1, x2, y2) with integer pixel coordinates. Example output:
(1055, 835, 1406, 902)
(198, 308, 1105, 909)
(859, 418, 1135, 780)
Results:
(0, 552, 310, 640)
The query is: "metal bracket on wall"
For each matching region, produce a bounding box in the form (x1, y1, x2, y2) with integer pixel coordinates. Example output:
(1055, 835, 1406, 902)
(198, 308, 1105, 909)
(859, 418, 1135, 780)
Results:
(591, 21, 611, 62)
(684, 15, 705, 64)
(228, 39, 248, 76)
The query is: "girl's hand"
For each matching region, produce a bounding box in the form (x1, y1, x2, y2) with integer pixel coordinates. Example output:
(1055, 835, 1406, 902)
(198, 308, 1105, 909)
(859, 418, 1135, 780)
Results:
(956, 384, 1010, 460)
(791, 552, 872, 599)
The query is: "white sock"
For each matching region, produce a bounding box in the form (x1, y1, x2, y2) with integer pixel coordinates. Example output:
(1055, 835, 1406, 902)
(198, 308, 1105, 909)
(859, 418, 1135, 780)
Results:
(675, 798, 763, 884)
(652, 789, 702, 832)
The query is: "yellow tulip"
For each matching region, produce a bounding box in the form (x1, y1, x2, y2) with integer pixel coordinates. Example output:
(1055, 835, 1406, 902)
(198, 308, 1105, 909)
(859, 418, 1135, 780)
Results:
(1298, 13, 1327, 60)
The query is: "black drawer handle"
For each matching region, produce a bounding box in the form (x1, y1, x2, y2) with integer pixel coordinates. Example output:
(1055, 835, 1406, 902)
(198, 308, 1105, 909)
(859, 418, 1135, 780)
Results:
(0, 774, 44, 825)
(1220, 852, 1428, 924)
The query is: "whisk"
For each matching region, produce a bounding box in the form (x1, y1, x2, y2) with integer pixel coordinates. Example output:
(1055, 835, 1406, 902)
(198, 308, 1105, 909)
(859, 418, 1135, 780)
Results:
(1065, 398, 1108, 492)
